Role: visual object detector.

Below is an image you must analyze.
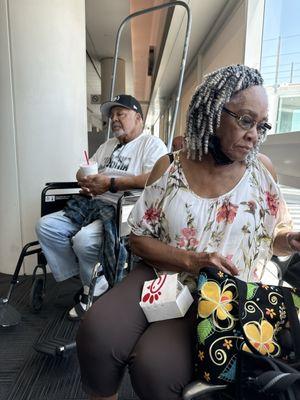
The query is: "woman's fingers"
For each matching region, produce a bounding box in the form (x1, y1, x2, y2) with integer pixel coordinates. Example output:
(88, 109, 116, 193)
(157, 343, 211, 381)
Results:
(219, 256, 239, 275)
(197, 252, 239, 276)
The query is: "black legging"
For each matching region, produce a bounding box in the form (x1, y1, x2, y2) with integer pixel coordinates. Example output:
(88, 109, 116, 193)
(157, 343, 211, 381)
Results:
(76, 261, 197, 400)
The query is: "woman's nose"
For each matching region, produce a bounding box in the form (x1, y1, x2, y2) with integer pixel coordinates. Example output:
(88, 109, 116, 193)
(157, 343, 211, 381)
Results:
(245, 125, 259, 142)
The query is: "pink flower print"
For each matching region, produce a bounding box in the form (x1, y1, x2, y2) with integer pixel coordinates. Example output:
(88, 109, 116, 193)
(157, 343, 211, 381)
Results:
(189, 238, 199, 247)
(178, 237, 186, 247)
(216, 202, 239, 224)
(143, 207, 161, 223)
(265, 192, 279, 217)
(176, 227, 199, 250)
(182, 227, 197, 239)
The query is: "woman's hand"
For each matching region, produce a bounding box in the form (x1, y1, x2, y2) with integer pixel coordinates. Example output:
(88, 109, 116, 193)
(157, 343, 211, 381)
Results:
(286, 232, 300, 252)
(187, 251, 239, 276)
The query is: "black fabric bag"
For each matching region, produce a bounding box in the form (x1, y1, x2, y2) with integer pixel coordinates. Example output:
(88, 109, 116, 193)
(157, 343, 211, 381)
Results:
(236, 350, 300, 400)
(273, 253, 300, 289)
(196, 267, 300, 386)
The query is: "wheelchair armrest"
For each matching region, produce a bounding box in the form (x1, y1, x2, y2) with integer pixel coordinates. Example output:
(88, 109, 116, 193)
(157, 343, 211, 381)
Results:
(40, 182, 80, 216)
(45, 182, 79, 189)
(182, 380, 227, 400)
(123, 189, 143, 197)
(116, 190, 142, 238)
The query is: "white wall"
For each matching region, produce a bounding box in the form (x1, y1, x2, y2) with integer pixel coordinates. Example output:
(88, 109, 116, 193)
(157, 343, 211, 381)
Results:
(0, 0, 87, 274)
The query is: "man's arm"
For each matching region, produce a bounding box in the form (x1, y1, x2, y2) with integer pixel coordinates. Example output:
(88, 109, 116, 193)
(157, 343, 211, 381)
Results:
(112, 173, 150, 191)
(78, 172, 150, 196)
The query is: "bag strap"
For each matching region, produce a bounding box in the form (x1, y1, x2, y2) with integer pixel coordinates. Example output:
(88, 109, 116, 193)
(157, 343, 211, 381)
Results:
(167, 152, 174, 164)
(235, 278, 300, 360)
(255, 370, 300, 393)
(282, 286, 300, 360)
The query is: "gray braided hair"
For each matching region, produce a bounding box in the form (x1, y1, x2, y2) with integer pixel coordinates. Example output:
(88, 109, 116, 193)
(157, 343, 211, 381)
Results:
(186, 64, 265, 163)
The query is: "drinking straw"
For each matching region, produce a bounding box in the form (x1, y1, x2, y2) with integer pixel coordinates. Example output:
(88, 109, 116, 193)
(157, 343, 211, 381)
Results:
(84, 150, 89, 165)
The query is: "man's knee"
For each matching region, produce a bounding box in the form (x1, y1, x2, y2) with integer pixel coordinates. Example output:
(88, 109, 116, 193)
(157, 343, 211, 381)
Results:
(35, 215, 53, 239)
(72, 226, 100, 255)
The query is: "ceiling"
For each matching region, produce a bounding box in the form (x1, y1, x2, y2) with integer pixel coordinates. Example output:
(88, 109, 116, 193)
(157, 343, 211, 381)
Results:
(85, 0, 239, 124)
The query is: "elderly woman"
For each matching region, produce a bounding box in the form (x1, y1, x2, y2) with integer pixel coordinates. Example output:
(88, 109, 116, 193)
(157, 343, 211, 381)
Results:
(76, 65, 300, 400)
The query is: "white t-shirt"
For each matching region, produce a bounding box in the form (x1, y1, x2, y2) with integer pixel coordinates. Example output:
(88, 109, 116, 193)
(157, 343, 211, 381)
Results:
(91, 132, 168, 202)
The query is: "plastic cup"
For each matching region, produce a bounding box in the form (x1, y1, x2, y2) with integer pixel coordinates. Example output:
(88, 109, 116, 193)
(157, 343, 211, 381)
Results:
(80, 161, 98, 176)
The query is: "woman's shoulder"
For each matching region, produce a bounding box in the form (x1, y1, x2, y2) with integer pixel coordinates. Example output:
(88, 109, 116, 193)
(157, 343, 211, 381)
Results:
(257, 153, 278, 182)
(146, 153, 175, 186)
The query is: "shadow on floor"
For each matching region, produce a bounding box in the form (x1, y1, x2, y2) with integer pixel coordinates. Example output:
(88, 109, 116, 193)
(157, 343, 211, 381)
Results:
(0, 273, 138, 400)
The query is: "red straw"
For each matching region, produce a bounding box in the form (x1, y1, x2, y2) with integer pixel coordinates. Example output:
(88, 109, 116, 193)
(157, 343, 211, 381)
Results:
(84, 150, 89, 165)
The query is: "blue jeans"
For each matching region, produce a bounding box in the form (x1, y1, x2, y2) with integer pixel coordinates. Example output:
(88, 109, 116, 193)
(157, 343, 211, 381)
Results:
(35, 211, 103, 286)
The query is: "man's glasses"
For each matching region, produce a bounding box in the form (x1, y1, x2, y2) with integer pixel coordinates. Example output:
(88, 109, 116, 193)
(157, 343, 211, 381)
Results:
(223, 107, 272, 136)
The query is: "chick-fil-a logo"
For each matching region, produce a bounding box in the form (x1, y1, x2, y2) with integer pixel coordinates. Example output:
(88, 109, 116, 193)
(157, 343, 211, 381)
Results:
(142, 274, 167, 304)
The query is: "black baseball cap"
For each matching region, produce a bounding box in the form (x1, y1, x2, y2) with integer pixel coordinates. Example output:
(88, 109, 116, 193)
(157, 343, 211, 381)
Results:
(100, 94, 143, 119)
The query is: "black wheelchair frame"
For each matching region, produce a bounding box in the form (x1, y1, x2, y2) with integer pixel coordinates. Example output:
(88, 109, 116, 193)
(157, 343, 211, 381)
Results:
(1, 182, 140, 321)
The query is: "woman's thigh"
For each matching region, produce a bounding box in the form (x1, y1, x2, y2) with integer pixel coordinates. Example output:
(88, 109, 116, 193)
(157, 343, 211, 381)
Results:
(76, 261, 156, 397)
(129, 301, 197, 400)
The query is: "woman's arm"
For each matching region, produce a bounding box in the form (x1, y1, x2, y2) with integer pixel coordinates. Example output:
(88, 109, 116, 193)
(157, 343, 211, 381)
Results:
(273, 231, 300, 256)
(258, 154, 300, 255)
(129, 233, 239, 276)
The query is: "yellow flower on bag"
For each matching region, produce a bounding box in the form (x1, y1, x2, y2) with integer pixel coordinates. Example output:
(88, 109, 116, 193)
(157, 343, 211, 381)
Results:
(242, 320, 279, 356)
(198, 281, 235, 326)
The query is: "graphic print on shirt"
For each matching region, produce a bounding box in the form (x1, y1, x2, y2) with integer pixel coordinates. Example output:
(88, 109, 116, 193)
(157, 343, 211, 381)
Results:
(99, 144, 131, 172)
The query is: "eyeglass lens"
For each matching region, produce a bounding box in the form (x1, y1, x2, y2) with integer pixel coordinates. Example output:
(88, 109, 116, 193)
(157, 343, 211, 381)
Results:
(223, 107, 271, 134)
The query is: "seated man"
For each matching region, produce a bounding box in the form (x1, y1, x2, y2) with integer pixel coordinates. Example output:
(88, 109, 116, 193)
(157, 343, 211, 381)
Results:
(36, 94, 167, 320)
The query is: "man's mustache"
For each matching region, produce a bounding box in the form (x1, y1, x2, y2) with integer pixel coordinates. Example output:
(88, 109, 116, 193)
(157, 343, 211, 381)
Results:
(112, 124, 122, 129)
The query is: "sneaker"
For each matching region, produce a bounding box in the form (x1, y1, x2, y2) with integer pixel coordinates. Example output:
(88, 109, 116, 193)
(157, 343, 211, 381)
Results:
(93, 274, 109, 297)
(68, 293, 89, 321)
(68, 276, 109, 321)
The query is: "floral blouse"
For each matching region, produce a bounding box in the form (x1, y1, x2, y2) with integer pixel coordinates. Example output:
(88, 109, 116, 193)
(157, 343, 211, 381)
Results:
(128, 152, 292, 289)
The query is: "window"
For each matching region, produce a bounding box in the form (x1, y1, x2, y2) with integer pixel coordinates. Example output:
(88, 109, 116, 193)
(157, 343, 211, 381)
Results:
(277, 96, 300, 133)
(260, 0, 300, 134)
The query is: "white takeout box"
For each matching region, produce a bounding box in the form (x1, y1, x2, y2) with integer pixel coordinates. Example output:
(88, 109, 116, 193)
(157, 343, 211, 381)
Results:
(139, 273, 194, 322)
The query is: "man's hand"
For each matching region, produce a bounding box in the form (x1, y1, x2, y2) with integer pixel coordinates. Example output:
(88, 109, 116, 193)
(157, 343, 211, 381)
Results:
(78, 174, 110, 196)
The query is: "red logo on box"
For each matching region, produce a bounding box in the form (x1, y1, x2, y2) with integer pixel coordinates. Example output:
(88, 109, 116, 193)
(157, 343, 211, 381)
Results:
(142, 274, 167, 304)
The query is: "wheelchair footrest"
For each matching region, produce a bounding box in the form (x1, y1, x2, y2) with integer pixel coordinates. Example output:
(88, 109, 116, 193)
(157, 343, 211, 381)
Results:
(33, 338, 76, 357)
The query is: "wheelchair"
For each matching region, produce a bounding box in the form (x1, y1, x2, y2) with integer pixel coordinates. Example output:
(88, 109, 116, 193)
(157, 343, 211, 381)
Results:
(0, 181, 140, 328)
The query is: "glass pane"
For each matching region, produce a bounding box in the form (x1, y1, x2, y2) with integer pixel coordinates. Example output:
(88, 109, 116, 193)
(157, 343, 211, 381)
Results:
(261, 0, 300, 134)
(277, 96, 300, 133)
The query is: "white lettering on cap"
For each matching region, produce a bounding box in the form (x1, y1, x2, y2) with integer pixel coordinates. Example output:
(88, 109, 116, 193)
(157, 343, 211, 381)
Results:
(114, 96, 120, 101)
(133, 105, 137, 110)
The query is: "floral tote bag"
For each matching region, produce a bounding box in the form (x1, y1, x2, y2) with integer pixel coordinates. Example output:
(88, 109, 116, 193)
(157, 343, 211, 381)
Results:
(196, 267, 300, 385)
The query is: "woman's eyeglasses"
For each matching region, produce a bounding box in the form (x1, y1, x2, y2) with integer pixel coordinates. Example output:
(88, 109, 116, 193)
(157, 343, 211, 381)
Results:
(223, 107, 272, 136)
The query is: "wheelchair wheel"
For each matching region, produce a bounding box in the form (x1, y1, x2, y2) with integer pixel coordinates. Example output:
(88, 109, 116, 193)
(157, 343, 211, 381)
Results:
(29, 264, 46, 313)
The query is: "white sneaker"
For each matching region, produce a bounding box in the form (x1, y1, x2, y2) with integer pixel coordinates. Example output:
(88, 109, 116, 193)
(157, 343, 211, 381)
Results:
(93, 274, 109, 297)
